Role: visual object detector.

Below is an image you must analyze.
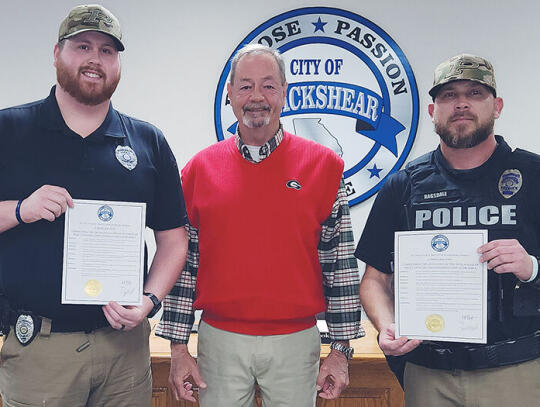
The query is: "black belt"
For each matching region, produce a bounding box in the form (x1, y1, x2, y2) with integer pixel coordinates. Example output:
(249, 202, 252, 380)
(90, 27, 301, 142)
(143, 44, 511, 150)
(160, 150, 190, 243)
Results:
(407, 331, 540, 370)
(9, 310, 108, 333)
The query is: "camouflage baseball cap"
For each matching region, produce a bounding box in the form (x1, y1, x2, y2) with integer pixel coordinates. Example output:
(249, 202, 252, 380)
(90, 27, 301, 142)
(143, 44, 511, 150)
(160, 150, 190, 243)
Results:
(58, 4, 124, 51)
(429, 54, 496, 98)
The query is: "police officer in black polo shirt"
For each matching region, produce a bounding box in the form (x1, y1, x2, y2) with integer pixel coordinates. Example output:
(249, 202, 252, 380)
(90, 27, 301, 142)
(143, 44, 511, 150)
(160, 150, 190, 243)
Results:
(0, 5, 188, 406)
(355, 54, 540, 407)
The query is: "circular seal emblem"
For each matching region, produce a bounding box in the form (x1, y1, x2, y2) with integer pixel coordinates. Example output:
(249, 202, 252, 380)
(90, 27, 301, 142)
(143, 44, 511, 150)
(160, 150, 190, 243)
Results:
(215, 7, 419, 206)
(425, 314, 445, 333)
(84, 279, 102, 297)
(431, 234, 449, 252)
(498, 169, 522, 199)
(97, 205, 114, 222)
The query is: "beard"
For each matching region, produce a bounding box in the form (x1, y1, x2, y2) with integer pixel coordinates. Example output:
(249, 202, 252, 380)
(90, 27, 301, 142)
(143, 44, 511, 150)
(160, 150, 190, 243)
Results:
(435, 114, 494, 149)
(56, 58, 120, 106)
(241, 103, 271, 128)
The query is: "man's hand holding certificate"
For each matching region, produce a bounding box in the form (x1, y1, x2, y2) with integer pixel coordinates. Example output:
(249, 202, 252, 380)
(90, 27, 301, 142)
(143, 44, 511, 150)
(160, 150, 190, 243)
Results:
(394, 229, 488, 343)
(62, 199, 146, 306)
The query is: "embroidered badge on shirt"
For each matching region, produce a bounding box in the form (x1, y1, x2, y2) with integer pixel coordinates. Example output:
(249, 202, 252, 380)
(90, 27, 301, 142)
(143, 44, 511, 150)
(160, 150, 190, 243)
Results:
(498, 169, 522, 199)
(115, 145, 138, 171)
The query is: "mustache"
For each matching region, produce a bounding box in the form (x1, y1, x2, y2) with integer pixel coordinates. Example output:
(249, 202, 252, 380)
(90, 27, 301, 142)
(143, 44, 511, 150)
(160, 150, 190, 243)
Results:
(79, 65, 106, 78)
(450, 112, 476, 121)
(243, 104, 271, 113)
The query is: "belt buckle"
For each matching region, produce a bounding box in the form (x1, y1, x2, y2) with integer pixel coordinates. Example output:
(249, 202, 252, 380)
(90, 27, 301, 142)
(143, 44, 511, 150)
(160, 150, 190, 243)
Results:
(15, 312, 39, 346)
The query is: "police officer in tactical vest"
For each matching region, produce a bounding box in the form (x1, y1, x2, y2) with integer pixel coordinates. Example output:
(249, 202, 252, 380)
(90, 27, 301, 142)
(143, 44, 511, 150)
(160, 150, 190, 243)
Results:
(355, 54, 540, 406)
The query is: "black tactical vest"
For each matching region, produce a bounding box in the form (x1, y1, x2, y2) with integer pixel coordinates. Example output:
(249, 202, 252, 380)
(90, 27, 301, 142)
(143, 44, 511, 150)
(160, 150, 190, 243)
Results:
(401, 140, 540, 336)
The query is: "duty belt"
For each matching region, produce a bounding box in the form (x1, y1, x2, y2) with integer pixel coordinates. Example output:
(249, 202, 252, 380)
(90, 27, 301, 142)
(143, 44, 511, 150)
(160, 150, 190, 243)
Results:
(407, 331, 540, 370)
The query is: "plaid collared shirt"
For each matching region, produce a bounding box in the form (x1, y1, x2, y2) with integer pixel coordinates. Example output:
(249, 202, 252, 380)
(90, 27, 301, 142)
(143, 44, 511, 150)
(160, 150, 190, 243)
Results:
(157, 129, 364, 343)
(234, 127, 284, 162)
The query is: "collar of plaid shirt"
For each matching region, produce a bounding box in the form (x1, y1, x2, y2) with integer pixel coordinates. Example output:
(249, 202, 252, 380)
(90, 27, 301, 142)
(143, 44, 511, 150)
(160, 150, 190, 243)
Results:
(235, 124, 284, 163)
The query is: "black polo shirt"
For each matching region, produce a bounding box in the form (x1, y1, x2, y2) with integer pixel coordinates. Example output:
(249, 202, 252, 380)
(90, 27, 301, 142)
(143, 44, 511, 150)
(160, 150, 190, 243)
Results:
(0, 86, 187, 328)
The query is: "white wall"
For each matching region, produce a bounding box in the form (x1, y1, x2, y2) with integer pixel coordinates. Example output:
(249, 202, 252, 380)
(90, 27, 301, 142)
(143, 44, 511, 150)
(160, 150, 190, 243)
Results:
(2, 0, 539, 274)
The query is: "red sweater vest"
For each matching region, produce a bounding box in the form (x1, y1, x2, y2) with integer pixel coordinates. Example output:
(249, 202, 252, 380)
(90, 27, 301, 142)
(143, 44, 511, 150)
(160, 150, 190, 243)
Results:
(182, 133, 344, 335)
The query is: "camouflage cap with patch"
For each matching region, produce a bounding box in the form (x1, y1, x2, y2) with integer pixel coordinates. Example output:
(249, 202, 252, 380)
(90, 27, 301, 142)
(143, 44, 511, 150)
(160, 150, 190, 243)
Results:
(429, 54, 496, 98)
(58, 4, 124, 51)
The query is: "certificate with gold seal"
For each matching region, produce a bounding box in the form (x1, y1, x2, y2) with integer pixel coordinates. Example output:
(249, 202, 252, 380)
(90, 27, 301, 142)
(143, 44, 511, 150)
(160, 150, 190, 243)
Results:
(394, 229, 488, 343)
(61, 199, 146, 306)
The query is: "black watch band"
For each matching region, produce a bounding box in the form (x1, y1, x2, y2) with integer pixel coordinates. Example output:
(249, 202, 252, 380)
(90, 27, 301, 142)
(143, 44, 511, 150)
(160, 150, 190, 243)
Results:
(143, 292, 162, 318)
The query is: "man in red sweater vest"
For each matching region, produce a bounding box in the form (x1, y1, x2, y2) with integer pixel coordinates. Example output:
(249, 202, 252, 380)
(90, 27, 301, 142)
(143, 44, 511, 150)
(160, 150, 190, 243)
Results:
(157, 44, 363, 406)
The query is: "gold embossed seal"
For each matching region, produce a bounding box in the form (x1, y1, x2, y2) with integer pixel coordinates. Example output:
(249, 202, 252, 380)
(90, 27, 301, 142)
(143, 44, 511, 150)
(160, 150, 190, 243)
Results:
(425, 314, 444, 332)
(84, 279, 102, 297)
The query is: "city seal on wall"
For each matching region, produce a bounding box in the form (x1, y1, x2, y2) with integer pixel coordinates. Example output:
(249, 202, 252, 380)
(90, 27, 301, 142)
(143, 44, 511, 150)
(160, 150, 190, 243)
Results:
(215, 7, 419, 206)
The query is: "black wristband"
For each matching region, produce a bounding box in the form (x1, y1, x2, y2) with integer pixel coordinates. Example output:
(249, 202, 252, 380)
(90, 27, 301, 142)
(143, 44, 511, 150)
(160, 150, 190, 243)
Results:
(15, 200, 25, 224)
(143, 292, 162, 318)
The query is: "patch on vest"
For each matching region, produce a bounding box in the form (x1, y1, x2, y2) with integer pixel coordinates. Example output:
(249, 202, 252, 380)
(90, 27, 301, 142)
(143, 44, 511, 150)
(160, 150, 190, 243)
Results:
(498, 169, 522, 199)
(214, 7, 419, 207)
(415, 205, 517, 229)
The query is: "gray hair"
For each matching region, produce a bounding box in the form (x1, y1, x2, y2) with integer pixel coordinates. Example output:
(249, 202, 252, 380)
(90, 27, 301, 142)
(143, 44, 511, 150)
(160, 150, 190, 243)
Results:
(229, 44, 286, 85)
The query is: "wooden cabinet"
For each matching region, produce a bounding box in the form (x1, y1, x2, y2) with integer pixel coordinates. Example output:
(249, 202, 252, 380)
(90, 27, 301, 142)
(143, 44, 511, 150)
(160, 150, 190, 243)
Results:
(149, 322, 404, 407)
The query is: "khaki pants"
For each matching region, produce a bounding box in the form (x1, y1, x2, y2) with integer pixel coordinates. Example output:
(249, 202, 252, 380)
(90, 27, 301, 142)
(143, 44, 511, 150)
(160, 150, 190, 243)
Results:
(0, 320, 152, 407)
(198, 321, 320, 407)
(404, 357, 540, 407)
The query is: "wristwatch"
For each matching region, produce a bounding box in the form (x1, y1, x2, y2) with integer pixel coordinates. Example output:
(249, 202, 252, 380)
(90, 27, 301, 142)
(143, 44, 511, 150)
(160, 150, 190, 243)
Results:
(143, 292, 162, 318)
(330, 341, 354, 360)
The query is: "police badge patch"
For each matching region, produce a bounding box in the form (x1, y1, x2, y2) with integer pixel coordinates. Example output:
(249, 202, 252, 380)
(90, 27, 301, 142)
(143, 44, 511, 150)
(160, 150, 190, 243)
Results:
(115, 145, 138, 171)
(214, 7, 419, 207)
(498, 169, 522, 199)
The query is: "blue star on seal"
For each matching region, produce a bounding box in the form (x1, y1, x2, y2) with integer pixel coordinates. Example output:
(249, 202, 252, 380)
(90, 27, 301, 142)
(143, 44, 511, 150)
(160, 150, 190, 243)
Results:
(368, 164, 383, 178)
(312, 17, 327, 33)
